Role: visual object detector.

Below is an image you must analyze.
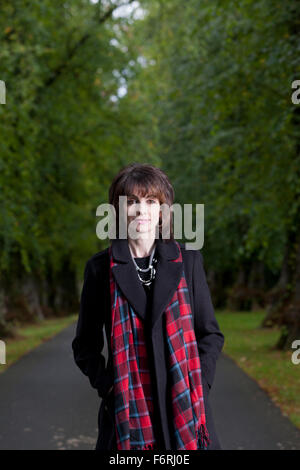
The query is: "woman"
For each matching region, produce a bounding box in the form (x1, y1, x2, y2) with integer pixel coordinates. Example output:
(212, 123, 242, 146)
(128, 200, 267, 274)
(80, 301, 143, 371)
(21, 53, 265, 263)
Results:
(72, 163, 225, 450)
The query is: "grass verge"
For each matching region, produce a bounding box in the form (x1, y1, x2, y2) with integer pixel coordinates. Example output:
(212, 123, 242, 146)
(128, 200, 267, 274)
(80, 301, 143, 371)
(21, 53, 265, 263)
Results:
(0, 314, 78, 374)
(215, 310, 300, 430)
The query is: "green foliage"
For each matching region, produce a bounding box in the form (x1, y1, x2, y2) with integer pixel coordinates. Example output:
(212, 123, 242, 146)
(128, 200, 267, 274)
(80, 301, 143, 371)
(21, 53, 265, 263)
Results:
(131, 0, 299, 275)
(0, 0, 159, 282)
(1, 0, 300, 319)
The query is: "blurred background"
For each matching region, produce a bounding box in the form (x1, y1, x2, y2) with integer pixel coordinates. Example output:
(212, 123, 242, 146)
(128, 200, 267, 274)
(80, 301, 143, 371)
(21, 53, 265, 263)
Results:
(0, 0, 299, 449)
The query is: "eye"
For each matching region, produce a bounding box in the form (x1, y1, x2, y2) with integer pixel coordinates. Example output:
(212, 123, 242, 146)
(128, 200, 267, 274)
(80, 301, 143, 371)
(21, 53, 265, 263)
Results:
(148, 199, 157, 204)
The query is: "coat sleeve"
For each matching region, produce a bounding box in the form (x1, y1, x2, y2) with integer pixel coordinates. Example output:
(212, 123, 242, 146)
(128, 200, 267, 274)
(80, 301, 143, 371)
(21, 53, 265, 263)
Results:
(192, 250, 225, 389)
(71, 258, 113, 398)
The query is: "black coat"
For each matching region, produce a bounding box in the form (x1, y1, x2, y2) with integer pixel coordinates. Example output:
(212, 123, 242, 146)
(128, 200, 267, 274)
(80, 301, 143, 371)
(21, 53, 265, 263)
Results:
(72, 238, 225, 450)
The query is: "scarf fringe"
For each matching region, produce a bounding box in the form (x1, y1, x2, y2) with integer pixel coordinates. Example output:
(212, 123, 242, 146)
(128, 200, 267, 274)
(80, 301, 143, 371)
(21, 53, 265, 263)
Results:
(197, 423, 211, 450)
(131, 443, 156, 450)
(129, 426, 210, 451)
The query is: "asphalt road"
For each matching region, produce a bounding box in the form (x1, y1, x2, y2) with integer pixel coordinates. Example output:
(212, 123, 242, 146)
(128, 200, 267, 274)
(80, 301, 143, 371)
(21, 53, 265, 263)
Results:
(0, 322, 299, 450)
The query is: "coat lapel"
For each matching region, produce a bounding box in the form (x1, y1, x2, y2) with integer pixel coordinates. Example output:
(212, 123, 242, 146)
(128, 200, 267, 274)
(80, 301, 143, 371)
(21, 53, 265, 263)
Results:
(111, 238, 148, 320)
(150, 239, 183, 328)
(110, 238, 183, 328)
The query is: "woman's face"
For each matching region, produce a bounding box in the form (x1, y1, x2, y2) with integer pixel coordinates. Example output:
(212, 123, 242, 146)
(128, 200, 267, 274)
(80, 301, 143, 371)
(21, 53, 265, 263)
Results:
(126, 192, 161, 240)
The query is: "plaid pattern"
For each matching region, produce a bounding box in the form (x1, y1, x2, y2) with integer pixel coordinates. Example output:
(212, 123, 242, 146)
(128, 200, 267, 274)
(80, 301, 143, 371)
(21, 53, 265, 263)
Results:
(109, 241, 210, 450)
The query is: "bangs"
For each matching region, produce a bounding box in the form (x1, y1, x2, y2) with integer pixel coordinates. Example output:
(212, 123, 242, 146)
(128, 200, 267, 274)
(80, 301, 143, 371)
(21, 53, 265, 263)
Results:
(122, 177, 166, 203)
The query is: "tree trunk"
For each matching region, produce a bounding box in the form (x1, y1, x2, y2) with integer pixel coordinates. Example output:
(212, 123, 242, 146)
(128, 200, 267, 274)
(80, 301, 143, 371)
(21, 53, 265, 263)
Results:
(226, 266, 247, 311)
(48, 258, 79, 316)
(5, 273, 45, 327)
(207, 268, 227, 309)
(275, 228, 300, 350)
(247, 259, 266, 311)
(0, 286, 15, 338)
(261, 243, 290, 328)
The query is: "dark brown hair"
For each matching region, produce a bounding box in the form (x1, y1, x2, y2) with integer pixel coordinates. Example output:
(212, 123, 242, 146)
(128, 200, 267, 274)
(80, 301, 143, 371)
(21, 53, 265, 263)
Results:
(108, 163, 174, 241)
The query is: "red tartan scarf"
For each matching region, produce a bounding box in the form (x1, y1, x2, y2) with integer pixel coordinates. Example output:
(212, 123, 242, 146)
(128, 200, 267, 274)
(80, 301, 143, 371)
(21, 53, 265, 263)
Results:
(108, 241, 210, 450)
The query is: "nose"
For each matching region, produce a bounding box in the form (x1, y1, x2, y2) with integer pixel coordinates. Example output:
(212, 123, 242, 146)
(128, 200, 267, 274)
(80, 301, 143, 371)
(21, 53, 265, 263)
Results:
(137, 200, 148, 215)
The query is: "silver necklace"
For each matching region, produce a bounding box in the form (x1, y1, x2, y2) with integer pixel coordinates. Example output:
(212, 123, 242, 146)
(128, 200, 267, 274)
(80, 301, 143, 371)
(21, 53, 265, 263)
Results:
(130, 245, 157, 286)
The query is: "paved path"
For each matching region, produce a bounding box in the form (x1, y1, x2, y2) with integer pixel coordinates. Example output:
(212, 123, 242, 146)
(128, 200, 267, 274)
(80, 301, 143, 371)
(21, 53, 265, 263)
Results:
(0, 322, 299, 450)
(211, 353, 300, 450)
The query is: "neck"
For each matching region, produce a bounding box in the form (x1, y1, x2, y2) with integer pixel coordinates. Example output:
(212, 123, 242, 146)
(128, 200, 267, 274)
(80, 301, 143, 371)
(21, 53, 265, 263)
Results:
(128, 236, 156, 258)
